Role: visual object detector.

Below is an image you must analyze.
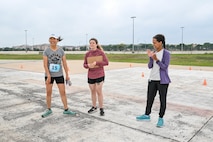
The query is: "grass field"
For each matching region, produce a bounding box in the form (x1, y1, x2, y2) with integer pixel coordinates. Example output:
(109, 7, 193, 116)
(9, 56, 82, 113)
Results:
(0, 53, 212, 67)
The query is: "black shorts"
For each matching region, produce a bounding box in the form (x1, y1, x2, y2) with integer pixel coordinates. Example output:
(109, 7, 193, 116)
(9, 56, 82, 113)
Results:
(88, 76, 105, 84)
(45, 76, 64, 84)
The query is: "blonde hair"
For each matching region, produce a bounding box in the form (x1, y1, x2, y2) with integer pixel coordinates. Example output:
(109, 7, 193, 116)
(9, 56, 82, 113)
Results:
(89, 38, 104, 51)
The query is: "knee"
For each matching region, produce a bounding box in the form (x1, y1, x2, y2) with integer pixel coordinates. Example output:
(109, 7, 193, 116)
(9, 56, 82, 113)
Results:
(46, 89, 52, 95)
(96, 90, 102, 96)
(46, 92, 52, 97)
(90, 88, 96, 93)
(161, 103, 166, 108)
(60, 91, 66, 97)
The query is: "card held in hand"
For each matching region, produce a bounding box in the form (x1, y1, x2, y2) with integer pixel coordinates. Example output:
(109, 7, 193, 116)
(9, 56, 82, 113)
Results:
(87, 56, 103, 68)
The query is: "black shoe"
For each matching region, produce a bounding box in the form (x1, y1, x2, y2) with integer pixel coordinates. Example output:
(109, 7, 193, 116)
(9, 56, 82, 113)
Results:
(88, 106, 97, 113)
(100, 108, 104, 116)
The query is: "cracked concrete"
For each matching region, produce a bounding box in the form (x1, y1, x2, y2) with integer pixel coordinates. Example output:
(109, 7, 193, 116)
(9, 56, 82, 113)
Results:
(0, 60, 213, 142)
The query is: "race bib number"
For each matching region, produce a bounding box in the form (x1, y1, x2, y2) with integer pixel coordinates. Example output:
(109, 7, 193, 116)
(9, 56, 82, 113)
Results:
(49, 64, 60, 72)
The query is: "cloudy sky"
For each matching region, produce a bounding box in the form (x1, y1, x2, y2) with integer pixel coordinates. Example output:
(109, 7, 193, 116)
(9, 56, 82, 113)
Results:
(0, 0, 212, 47)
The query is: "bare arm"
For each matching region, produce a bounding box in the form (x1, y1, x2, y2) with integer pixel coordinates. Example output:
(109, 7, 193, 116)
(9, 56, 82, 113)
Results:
(43, 55, 51, 84)
(62, 55, 70, 81)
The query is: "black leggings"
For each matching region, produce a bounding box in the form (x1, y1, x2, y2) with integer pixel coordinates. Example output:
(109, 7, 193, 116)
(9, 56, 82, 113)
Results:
(145, 80, 169, 118)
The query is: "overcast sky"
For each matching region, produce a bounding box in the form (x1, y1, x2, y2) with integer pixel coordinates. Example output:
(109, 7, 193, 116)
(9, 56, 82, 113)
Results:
(0, 0, 213, 47)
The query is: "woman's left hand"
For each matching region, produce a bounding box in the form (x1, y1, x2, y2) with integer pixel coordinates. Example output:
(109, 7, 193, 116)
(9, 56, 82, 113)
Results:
(66, 76, 70, 81)
(152, 54, 158, 61)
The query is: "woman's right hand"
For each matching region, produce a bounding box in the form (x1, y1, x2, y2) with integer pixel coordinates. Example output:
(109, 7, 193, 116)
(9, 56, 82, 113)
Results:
(88, 61, 96, 68)
(147, 49, 154, 57)
(46, 75, 51, 84)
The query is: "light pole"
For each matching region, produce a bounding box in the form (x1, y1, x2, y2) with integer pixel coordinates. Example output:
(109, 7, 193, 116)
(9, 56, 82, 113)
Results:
(86, 33, 88, 51)
(181, 27, 184, 51)
(32, 37, 34, 51)
(25, 30, 28, 52)
(131, 16, 136, 53)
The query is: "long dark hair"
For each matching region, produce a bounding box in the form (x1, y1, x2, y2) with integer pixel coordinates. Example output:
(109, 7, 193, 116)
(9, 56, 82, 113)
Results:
(153, 34, 166, 49)
(89, 38, 103, 51)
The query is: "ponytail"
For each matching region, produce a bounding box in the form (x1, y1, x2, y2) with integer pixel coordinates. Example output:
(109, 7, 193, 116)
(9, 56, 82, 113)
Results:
(97, 44, 104, 51)
(57, 36, 63, 42)
(162, 40, 166, 49)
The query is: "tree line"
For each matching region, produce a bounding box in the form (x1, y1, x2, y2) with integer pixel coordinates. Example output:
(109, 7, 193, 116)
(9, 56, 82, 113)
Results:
(80, 42, 213, 51)
(1, 42, 213, 51)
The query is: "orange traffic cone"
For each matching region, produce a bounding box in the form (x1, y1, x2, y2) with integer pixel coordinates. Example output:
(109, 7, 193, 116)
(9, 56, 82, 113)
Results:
(20, 65, 23, 69)
(141, 72, 144, 77)
(189, 66, 192, 70)
(203, 79, 207, 86)
(129, 64, 132, 68)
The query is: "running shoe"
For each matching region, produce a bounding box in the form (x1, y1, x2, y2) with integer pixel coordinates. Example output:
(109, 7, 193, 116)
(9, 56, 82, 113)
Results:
(41, 109, 52, 118)
(156, 117, 164, 127)
(100, 108, 105, 116)
(88, 106, 97, 114)
(63, 109, 76, 115)
(136, 114, 150, 121)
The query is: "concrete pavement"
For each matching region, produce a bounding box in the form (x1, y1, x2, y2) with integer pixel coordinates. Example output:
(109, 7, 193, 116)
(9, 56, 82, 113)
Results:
(0, 60, 213, 142)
